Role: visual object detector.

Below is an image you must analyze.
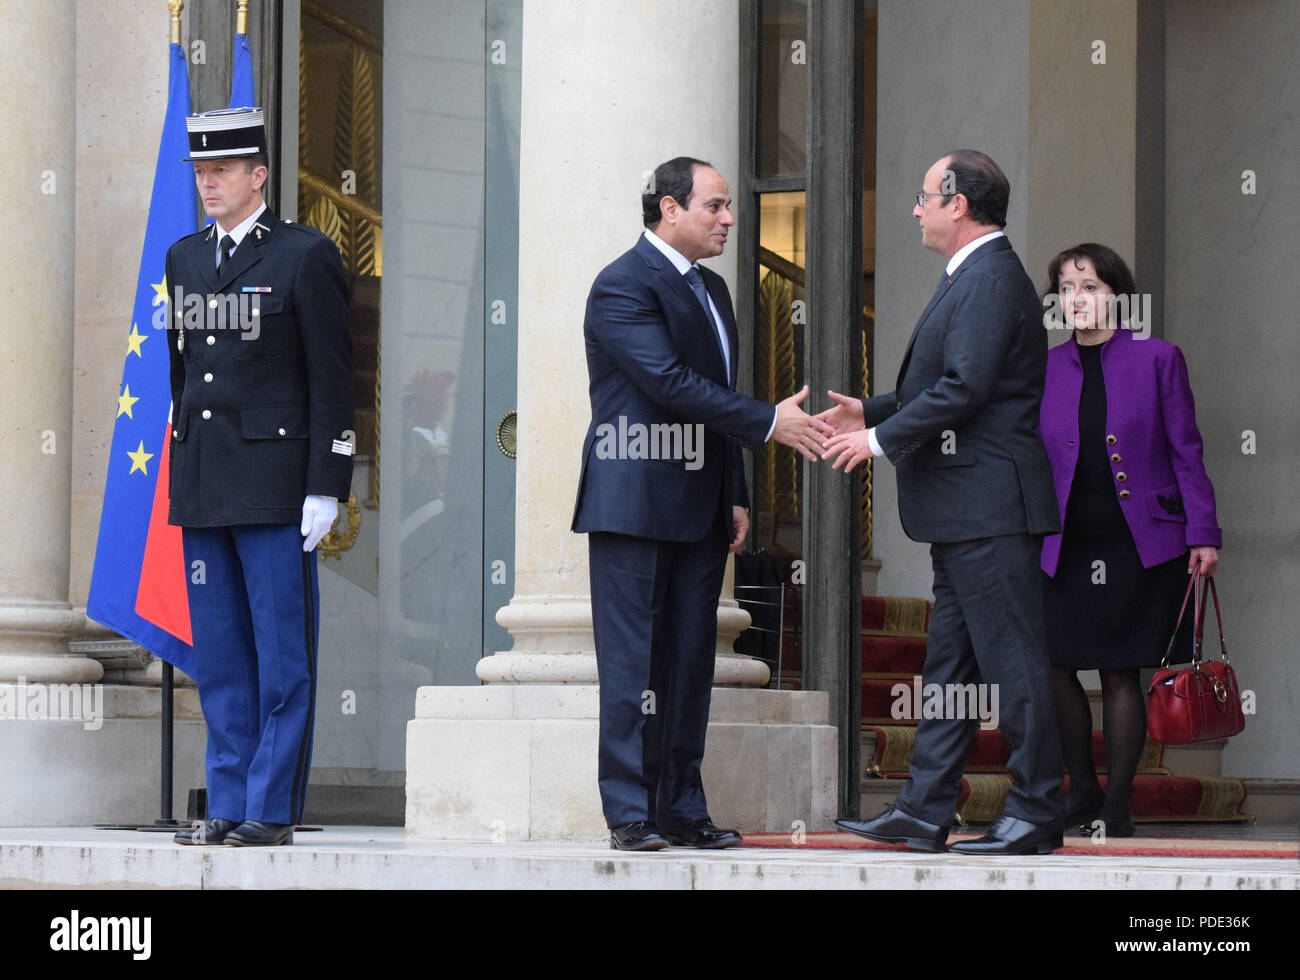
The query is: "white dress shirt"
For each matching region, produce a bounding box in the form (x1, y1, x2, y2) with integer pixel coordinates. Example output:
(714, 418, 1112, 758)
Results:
(213, 201, 269, 267)
(642, 229, 778, 442)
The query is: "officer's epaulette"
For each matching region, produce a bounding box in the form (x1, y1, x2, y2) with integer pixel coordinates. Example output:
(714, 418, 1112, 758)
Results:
(278, 217, 331, 240)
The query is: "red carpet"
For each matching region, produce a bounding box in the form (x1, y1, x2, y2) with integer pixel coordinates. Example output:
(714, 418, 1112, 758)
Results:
(740, 831, 1298, 859)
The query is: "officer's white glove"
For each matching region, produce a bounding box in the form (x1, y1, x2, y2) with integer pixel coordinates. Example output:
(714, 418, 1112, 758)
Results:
(301, 494, 339, 552)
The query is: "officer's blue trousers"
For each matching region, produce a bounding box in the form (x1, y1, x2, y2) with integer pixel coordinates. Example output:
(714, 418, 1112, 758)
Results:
(182, 524, 319, 825)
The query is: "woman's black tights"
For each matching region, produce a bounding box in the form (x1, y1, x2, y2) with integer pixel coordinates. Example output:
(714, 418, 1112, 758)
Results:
(1053, 665, 1146, 826)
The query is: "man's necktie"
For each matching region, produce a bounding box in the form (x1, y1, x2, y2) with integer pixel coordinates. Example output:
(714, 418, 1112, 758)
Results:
(218, 234, 236, 278)
(683, 265, 731, 382)
(682, 265, 711, 316)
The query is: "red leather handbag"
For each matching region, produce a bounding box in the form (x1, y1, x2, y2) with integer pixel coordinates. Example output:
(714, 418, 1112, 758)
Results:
(1147, 572, 1245, 744)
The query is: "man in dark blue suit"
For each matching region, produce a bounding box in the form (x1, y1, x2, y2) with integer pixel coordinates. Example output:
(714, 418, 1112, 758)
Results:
(821, 150, 1065, 855)
(572, 157, 831, 851)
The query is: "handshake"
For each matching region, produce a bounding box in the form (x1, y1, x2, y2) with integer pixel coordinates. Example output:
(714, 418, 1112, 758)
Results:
(772, 386, 876, 473)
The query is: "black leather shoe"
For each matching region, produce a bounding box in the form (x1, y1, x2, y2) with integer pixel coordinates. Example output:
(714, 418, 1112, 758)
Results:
(949, 815, 1063, 855)
(174, 817, 240, 846)
(662, 819, 742, 849)
(836, 806, 949, 853)
(224, 820, 295, 847)
(610, 821, 668, 851)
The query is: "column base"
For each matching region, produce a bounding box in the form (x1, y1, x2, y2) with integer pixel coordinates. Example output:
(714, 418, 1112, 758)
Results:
(405, 685, 837, 841)
(0, 683, 206, 826)
(0, 599, 99, 683)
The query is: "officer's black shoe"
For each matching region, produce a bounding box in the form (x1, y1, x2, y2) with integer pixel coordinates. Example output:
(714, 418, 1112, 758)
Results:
(174, 817, 240, 846)
(609, 821, 668, 851)
(224, 820, 295, 847)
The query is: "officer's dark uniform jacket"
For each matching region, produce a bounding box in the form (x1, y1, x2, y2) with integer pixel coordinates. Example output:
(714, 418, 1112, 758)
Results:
(165, 207, 355, 526)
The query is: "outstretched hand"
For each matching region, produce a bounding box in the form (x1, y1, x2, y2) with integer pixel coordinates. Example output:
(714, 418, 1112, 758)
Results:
(772, 385, 834, 461)
(817, 390, 874, 472)
(813, 390, 865, 436)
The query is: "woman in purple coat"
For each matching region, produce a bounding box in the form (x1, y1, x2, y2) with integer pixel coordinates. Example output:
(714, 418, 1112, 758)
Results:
(1039, 243, 1221, 837)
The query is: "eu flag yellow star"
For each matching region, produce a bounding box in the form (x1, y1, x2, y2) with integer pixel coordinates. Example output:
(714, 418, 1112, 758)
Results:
(117, 385, 140, 419)
(126, 323, 147, 358)
(127, 441, 154, 475)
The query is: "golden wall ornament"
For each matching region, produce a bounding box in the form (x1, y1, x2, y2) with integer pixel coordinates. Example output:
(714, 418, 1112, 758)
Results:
(299, 4, 384, 505)
(758, 268, 800, 528)
(318, 492, 361, 560)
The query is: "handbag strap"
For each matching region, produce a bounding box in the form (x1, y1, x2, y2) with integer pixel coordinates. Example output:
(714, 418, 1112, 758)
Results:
(1160, 570, 1230, 669)
(1161, 571, 1200, 668)
(1203, 575, 1230, 664)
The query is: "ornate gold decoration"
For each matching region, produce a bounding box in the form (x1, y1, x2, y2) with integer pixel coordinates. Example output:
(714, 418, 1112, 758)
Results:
(370, 311, 381, 506)
(318, 492, 361, 559)
(333, 45, 379, 276)
(168, 0, 183, 45)
(300, 4, 385, 505)
(758, 268, 799, 528)
(305, 195, 343, 253)
(496, 411, 517, 459)
(862, 301, 873, 558)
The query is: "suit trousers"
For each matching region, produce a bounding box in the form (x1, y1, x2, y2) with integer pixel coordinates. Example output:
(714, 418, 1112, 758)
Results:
(588, 530, 728, 829)
(182, 524, 320, 825)
(896, 533, 1063, 827)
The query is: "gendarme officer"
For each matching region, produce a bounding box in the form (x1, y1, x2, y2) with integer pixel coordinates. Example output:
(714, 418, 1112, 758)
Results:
(166, 107, 354, 847)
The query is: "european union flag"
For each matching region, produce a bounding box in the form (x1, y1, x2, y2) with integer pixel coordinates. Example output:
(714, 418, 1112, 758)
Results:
(86, 42, 198, 674)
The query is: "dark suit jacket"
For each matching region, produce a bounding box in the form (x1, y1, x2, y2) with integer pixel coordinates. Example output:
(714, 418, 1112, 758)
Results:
(861, 236, 1059, 544)
(165, 208, 355, 527)
(572, 234, 773, 542)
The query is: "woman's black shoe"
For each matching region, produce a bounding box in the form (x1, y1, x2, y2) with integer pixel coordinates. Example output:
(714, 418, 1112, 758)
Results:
(1061, 784, 1105, 827)
(1078, 815, 1136, 838)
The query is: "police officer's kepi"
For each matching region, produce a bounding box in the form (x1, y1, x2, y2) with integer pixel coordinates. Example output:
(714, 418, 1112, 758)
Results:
(183, 106, 267, 161)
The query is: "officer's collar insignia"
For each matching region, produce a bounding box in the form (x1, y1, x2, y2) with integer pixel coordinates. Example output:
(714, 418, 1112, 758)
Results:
(204, 225, 215, 241)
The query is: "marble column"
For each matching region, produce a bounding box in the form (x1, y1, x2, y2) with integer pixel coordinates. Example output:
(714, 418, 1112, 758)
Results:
(0, 0, 97, 685)
(407, 0, 835, 841)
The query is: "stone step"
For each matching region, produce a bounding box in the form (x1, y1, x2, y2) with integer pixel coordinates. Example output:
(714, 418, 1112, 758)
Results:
(3, 827, 1294, 890)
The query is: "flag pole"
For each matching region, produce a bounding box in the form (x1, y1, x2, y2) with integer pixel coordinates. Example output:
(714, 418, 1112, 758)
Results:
(237, 0, 249, 37)
(94, 0, 194, 834)
(157, 0, 183, 834)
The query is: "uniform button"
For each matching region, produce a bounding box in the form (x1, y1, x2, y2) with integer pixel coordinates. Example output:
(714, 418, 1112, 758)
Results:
(173, 430, 179, 438)
(201, 409, 212, 420)
(206, 335, 216, 346)
(1116, 472, 1127, 482)
(203, 372, 213, 383)
(1119, 489, 1131, 499)
(1110, 453, 1121, 463)
(1106, 434, 1118, 445)
(208, 298, 218, 309)
(278, 427, 286, 436)
(252, 307, 259, 317)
